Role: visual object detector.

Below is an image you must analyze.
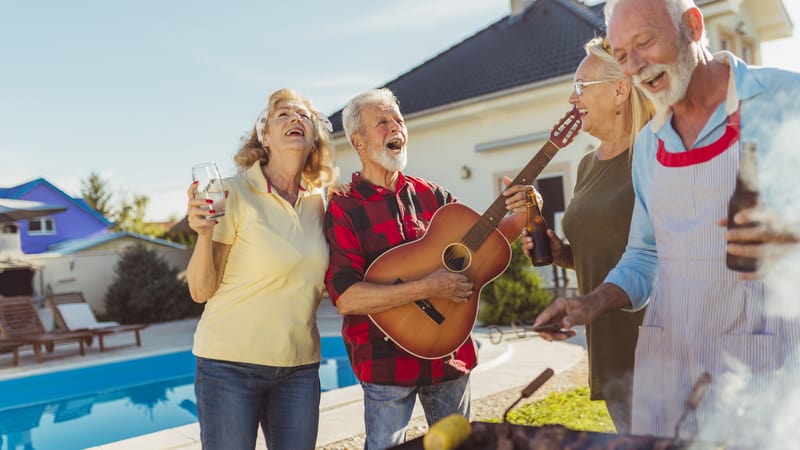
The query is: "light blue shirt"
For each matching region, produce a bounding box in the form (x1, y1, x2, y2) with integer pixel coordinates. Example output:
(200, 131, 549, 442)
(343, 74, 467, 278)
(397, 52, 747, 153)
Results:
(605, 52, 800, 310)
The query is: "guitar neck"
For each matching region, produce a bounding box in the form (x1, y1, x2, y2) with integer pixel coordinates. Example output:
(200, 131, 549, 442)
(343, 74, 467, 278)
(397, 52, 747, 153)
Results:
(462, 140, 562, 251)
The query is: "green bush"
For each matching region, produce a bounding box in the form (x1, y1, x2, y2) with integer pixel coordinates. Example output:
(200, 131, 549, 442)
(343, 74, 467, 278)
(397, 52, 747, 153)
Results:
(104, 244, 202, 323)
(478, 240, 553, 326)
(490, 386, 616, 433)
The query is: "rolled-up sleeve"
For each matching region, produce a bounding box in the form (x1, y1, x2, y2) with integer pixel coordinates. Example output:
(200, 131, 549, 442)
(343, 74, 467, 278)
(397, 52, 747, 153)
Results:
(604, 132, 659, 310)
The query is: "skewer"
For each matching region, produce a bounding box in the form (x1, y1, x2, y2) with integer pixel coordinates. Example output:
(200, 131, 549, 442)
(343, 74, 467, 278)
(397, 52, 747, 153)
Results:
(502, 368, 555, 423)
(673, 372, 712, 442)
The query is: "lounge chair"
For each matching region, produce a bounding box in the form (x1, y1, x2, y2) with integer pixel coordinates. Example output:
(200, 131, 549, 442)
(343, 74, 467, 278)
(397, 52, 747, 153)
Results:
(0, 339, 22, 366)
(46, 292, 148, 352)
(0, 296, 92, 363)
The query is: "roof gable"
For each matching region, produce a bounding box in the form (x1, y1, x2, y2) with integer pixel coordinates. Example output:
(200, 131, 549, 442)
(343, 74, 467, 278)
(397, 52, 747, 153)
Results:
(329, 0, 605, 130)
(0, 178, 113, 227)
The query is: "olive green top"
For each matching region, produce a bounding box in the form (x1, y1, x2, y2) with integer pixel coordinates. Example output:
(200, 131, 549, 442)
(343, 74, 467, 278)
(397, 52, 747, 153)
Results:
(560, 149, 646, 404)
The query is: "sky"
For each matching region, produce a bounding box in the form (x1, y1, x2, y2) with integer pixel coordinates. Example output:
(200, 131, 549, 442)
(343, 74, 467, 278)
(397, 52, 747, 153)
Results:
(1, 0, 799, 222)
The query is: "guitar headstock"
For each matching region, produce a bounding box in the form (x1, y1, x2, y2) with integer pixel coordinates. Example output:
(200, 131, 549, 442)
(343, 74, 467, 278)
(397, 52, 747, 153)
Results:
(549, 107, 582, 149)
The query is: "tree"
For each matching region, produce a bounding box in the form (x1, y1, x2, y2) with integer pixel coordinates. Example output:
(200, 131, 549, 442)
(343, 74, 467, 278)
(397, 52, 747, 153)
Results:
(104, 244, 202, 323)
(80, 173, 168, 238)
(80, 172, 113, 217)
(113, 194, 162, 235)
(478, 240, 554, 326)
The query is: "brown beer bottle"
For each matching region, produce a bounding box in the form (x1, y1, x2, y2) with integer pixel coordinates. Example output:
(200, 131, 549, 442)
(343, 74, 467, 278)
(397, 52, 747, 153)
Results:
(526, 190, 553, 266)
(726, 142, 760, 272)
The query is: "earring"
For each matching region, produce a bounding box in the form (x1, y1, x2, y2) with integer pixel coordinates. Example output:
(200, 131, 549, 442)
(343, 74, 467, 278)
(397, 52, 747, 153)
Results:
(615, 110, 621, 116)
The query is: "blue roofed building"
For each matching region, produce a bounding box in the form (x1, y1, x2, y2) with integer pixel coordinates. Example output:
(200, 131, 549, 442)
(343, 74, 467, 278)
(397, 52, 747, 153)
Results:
(0, 178, 112, 254)
(1, 178, 189, 316)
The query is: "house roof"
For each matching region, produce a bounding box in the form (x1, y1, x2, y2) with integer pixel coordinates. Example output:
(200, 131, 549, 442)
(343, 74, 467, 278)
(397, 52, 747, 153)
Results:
(46, 231, 186, 254)
(0, 178, 113, 227)
(328, 0, 605, 131)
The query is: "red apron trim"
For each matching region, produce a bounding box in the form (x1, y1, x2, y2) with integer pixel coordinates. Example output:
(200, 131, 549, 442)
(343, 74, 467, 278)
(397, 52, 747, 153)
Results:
(656, 109, 740, 167)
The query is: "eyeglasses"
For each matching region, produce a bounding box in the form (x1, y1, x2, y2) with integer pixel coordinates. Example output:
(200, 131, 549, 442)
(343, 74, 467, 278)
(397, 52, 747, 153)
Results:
(573, 80, 614, 96)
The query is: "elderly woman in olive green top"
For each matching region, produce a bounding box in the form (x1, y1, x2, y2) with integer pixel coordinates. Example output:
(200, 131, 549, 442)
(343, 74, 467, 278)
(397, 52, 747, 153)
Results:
(523, 37, 655, 433)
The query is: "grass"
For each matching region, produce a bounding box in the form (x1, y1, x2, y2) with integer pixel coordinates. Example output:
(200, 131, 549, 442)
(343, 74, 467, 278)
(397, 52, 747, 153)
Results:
(488, 386, 616, 433)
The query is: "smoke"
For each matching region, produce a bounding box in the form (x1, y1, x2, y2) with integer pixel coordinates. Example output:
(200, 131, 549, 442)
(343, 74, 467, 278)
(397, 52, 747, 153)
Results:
(760, 114, 800, 320)
(692, 106, 800, 449)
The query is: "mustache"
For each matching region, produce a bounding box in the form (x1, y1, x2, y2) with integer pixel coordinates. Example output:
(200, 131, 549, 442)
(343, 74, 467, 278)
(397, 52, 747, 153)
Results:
(632, 64, 667, 86)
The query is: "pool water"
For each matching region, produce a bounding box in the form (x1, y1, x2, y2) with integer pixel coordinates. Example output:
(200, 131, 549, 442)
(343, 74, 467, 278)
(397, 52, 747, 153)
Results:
(0, 336, 355, 450)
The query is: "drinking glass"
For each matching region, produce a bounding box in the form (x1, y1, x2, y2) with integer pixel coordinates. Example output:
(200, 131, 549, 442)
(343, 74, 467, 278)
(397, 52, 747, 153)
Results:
(192, 162, 226, 219)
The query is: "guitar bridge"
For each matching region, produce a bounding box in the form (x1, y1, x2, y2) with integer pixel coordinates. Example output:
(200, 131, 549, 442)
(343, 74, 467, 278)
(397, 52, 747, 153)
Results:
(414, 300, 445, 325)
(393, 278, 445, 325)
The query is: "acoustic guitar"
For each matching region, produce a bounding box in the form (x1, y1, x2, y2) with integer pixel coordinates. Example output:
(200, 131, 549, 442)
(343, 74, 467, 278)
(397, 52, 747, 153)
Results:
(365, 108, 582, 359)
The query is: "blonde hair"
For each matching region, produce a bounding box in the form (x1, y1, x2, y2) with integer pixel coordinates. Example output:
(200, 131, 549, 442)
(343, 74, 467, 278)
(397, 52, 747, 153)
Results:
(235, 88, 337, 189)
(584, 37, 655, 152)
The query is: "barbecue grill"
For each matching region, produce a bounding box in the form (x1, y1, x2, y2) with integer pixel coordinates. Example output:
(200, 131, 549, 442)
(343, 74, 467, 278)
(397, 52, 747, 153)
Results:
(392, 421, 725, 449)
(390, 369, 724, 450)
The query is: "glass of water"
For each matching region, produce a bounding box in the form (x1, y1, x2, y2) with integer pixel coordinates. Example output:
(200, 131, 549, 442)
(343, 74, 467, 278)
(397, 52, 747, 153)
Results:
(192, 162, 226, 219)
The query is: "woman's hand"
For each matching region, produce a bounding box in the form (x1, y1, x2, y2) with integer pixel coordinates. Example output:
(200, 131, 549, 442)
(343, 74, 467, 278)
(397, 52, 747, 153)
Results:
(326, 182, 351, 202)
(187, 181, 219, 237)
(520, 228, 572, 268)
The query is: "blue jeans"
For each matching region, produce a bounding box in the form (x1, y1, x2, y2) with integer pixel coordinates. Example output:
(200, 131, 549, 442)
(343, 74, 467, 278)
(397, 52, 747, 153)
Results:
(194, 357, 320, 450)
(362, 375, 470, 450)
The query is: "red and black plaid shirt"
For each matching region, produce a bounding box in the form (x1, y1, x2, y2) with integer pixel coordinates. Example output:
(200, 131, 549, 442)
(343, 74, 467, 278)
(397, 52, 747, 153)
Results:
(325, 172, 477, 387)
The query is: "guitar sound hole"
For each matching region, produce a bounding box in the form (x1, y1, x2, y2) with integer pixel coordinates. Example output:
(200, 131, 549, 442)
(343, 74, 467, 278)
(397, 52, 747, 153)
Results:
(442, 243, 471, 272)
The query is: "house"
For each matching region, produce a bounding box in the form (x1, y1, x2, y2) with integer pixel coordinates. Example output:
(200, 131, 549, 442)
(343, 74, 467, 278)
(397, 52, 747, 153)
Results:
(24, 232, 190, 315)
(327, 0, 793, 286)
(0, 178, 190, 318)
(0, 177, 111, 254)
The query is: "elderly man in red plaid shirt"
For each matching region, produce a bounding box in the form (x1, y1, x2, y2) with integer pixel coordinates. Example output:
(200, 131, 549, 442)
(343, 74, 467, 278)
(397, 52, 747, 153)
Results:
(325, 88, 531, 449)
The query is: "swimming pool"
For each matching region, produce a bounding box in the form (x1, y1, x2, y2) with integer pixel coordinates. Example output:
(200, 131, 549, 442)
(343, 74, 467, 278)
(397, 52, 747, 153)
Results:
(0, 336, 355, 450)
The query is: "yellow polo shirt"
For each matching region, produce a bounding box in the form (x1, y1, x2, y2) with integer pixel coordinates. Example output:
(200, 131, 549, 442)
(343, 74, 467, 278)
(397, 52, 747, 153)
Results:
(192, 162, 328, 366)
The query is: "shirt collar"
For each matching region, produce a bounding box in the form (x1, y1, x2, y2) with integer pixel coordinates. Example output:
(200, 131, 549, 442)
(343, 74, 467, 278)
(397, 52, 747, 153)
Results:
(350, 171, 408, 200)
(650, 51, 766, 132)
(245, 161, 308, 196)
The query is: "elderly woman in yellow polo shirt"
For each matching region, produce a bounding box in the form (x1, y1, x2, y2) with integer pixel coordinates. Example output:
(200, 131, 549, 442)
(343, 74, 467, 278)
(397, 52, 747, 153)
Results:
(185, 88, 337, 450)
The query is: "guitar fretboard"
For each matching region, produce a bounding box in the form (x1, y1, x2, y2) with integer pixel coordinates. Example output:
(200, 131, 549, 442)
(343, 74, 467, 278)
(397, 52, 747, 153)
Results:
(462, 140, 561, 251)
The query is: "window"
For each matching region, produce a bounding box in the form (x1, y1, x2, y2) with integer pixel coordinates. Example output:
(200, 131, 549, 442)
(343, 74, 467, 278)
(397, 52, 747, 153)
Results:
(741, 39, 756, 64)
(28, 217, 56, 235)
(718, 27, 736, 54)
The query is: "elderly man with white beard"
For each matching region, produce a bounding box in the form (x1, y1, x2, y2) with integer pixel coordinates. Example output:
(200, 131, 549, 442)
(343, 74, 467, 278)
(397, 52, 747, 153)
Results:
(534, 0, 800, 445)
(324, 88, 533, 449)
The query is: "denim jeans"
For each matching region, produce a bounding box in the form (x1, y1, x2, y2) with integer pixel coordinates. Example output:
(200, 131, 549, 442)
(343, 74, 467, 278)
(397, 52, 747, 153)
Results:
(194, 357, 320, 450)
(362, 375, 470, 450)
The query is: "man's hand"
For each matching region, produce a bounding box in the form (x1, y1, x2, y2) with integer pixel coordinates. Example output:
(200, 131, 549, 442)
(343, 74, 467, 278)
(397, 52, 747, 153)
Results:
(532, 283, 631, 341)
(719, 205, 800, 280)
(422, 268, 474, 304)
(502, 176, 542, 214)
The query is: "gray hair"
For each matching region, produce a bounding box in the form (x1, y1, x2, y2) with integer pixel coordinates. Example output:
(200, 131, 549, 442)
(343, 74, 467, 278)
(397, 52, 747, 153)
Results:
(342, 88, 400, 148)
(604, 0, 709, 49)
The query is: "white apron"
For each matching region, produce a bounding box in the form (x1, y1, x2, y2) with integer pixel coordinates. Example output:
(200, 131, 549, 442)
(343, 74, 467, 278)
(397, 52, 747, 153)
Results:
(630, 104, 787, 444)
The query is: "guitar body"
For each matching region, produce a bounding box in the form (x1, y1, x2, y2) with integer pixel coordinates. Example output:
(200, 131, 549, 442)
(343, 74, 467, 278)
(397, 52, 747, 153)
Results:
(362, 107, 581, 360)
(365, 203, 512, 359)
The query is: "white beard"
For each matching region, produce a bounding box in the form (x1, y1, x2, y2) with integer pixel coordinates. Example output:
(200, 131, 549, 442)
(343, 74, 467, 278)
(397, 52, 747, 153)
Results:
(371, 146, 407, 172)
(634, 41, 699, 111)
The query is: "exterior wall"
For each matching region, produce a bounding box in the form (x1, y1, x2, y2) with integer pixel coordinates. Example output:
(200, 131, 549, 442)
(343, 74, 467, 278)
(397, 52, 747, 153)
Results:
(14, 184, 109, 254)
(25, 245, 191, 323)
